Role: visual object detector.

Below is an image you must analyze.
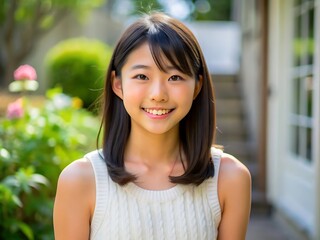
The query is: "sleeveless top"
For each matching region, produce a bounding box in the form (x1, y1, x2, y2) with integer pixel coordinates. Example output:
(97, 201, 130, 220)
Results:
(85, 147, 222, 240)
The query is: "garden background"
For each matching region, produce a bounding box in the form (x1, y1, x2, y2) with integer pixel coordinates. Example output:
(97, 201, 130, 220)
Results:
(0, 1, 233, 239)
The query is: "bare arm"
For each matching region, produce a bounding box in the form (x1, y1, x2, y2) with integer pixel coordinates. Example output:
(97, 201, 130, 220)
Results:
(217, 154, 252, 240)
(53, 159, 95, 240)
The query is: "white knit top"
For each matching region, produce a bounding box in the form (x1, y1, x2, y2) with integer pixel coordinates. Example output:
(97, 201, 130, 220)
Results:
(85, 148, 222, 240)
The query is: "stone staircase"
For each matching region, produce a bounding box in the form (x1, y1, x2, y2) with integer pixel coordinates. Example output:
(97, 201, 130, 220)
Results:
(213, 74, 253, 164)
(212, 74, 270, 214)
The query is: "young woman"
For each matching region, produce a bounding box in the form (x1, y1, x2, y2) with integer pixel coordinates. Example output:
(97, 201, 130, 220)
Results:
(53, 12, 251, 240)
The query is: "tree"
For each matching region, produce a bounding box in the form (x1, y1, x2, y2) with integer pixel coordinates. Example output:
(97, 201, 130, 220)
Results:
(106, 0, 231, 21)
(190, 0, 232, 21)
(0, 0, 105, 88)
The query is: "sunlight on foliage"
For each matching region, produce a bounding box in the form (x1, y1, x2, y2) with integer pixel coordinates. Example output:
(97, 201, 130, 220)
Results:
(0, 88, 100, 239)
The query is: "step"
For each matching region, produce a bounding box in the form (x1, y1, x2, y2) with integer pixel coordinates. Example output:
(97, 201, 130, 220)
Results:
(215, 123, 248, 141)
(216, 116, 246, 138)
(212, 74, 237, 82)
(214, 81, 242, 99)
(215, 140, 254, 162)
(216, 99, 243, 116)
(248, 163, 270, 214)
(251, 190, 272, 215)
(215, 131, 247, 142)
(245, 162, 260, 186)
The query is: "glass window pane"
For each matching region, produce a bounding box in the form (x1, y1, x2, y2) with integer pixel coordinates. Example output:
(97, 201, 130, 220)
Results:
(305, 75, 313, 117)
(306, 127, 312, 161)
(294, 0, 302, 7)
(308, 7, 314, 65)
(290, 125, 300, 155)
(290, 0, 315, 162)
(293, 78, 300, 114)
(293, 15, 302, 66)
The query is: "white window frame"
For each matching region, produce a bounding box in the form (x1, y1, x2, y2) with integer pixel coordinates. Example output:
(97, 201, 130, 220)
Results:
(267, 0, 320, 238)
(289, 0, 316, 163)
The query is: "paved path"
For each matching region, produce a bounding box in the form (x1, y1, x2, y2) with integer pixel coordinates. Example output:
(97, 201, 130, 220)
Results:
(246, 214, 291, 240)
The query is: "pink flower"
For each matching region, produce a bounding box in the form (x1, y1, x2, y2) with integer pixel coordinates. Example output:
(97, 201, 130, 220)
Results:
(14, 64, 37, 81)
(6, 99, 24, 119)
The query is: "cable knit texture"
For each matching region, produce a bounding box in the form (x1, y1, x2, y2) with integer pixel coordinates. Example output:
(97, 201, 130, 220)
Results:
(86, 148, 222, 240)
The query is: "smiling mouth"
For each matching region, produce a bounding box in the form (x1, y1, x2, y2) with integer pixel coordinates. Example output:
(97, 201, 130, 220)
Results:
(143, 108, 173, 116)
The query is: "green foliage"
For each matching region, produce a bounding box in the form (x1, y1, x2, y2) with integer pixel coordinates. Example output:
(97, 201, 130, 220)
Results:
(0, 0, 106, 27)
(110, 0, 232, 21)
(294, 38, 314, 57)
(45, 38, 112, 110)
(130, 0, 163, 15)
(0, 88, 100, 239)
(0, 0, 106, 88)
(191, 0, 232, 21)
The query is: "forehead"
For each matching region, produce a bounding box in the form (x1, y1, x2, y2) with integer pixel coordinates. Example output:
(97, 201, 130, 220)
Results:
(123, 42, 173, 70)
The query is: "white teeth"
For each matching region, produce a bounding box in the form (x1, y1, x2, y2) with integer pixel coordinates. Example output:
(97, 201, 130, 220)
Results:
(145, 108, 170, 115)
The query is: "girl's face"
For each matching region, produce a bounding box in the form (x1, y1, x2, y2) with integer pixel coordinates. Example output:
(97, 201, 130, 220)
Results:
(112, 42, 202, 136)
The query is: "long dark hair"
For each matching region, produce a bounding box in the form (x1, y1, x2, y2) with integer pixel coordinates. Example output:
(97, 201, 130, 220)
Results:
(98, 12, 216, 185)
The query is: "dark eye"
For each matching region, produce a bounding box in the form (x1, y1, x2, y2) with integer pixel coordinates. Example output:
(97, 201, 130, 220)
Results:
(169, 75, 183, 81)
(134, 74, 148, 80)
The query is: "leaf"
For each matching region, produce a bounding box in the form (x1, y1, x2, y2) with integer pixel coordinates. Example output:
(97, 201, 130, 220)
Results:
(24, 80, 39, 91)
(8, 81, 24, 92)
(31, 174, 49, 187)
(12, 194, 23, 207)
(46, 87, 63, 99)
(16, 221, 34, 240)
(3, 176, 20, 188)
(40, 14, 54, 29)
(0, 184, 22, 209)
(0, 83, 100, 237)
(0, 148, 10, 161)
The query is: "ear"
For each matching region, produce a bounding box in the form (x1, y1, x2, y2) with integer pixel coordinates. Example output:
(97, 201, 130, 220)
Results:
(111, 71, 123, 99)
(193, 75, 203, 100)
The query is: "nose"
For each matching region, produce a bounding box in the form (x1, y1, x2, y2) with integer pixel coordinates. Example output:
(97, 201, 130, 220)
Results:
(149, 80, 168, 102)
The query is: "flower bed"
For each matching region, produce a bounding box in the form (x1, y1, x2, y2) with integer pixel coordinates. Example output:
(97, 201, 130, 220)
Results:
(0, 65, 100, 239)
(0, 91, 45, 117)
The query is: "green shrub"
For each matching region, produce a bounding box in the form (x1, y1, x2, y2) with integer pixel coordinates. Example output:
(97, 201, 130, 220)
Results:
(0, 88, 100, 239)
(45, 38, 112, 110)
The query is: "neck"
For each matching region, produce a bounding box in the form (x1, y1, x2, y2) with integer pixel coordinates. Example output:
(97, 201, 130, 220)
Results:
(125, 126, 180, 166)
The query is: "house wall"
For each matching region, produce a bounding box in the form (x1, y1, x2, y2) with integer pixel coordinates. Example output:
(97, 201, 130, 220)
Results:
(267, 0, 320, 239)
(239, 0, 320, 238)
(238, 0, 262, 149)
(266, 0, 289, 209)
(187, 21, 240, 75)
(314, 2, 320, 237)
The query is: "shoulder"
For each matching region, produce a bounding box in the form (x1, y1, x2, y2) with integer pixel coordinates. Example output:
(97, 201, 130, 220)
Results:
(215, 153, 252, 238)
(58, 158, 95, 189)
(55, 158, 95, 214)
(219, 153, 251, 180)
(218, 153, 251, 210)
(54, 158, 95, 239)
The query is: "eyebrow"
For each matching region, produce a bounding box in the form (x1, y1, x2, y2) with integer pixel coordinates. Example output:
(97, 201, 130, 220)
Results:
(165, 66, 178, 71)
(130, 64, 151, 70)
(130, 64, 178, 72)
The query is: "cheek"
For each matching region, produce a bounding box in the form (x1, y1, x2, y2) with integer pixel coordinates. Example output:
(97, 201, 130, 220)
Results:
(121, 84, 142, 110)
(173, 84, 196, 104)
(122, 84, 142, 100)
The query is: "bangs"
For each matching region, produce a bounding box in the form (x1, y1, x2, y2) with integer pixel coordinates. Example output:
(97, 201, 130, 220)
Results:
(147, 27, 199, 77)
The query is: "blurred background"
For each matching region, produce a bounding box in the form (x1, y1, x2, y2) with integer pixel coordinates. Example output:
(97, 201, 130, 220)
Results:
(0, 0, 319, 239)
